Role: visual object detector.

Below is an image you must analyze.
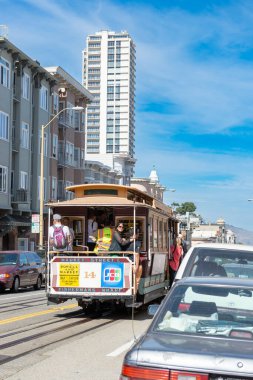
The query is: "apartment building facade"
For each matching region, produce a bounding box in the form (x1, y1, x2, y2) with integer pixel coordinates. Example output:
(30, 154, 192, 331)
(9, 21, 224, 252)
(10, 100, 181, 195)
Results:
(82, 30, 136, 185)
(0, 38, 96, 251)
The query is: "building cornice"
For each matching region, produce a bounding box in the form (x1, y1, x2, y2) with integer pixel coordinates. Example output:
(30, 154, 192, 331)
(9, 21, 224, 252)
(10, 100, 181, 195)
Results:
(0, 37, 56, 83)
(45, 66, 93, 103)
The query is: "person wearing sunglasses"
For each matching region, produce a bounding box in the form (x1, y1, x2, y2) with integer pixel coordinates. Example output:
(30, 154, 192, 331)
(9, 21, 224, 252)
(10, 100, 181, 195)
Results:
(109, 222, 134, 252)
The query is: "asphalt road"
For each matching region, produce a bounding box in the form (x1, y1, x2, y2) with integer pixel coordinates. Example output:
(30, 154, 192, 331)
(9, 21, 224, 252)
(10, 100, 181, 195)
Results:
(0, 288, 153, 380)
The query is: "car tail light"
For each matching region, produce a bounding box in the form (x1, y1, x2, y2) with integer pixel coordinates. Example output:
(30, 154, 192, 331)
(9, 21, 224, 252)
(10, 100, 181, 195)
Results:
(0, 273, 11, 278)
(230, 329, 253, 339)
(170, 371, 208, 380)
(120, 364, 170, 379)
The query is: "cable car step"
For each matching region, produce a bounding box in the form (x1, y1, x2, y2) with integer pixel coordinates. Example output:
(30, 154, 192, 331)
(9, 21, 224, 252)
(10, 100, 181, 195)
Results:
(125, 301, 143, 308)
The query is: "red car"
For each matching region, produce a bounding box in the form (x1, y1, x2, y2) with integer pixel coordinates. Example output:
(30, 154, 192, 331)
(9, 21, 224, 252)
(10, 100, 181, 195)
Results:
(0, 251, 44, 292)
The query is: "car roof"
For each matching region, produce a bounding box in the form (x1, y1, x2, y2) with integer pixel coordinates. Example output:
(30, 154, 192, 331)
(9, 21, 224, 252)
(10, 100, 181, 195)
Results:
(190, 243, 253, 251)
(176, 276, 253, 287)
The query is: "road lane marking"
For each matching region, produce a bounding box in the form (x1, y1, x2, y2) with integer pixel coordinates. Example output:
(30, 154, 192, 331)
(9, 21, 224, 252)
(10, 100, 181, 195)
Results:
(107, 336, 140, 357)
(0, 303, 78, 325)
(0, 291, 45, 301)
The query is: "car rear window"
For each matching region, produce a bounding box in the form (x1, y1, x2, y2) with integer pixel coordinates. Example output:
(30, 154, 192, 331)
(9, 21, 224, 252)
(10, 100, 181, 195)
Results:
(154, 284, 253, 339)
(187, 248, 253, 279)
(0, 253, 18, 265)
(26, 252, 42, 265)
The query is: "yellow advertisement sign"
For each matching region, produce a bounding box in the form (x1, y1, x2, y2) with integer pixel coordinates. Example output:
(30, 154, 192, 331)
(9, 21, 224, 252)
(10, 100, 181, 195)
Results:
(59, 264, 79, 287)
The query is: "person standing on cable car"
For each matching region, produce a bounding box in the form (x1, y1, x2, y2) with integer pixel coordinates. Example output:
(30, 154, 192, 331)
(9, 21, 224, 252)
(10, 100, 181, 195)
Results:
(168, 236, 183, 286)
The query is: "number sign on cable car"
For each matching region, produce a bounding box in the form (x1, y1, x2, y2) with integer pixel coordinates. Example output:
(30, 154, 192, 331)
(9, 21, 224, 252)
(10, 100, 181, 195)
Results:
(50, 256, 132, 296)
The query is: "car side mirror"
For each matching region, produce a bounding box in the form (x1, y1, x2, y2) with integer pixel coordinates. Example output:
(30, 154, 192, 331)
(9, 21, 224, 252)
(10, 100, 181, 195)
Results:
(147, 304, 160, 317)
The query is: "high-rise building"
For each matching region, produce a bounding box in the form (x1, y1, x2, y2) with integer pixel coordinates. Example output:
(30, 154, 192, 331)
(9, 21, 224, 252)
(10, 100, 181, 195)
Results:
(82, 30, 136, 185)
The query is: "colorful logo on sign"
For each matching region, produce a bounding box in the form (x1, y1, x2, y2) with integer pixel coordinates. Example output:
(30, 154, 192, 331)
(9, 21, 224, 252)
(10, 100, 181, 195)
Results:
(101, 262, 124, 288)
(105, 268, 121, 282)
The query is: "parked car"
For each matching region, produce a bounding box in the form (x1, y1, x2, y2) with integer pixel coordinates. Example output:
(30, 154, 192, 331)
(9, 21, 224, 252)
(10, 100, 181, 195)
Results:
(0, 251, 44, 292)
(175, 243, 253, 283)
(120, 277, 253, 379)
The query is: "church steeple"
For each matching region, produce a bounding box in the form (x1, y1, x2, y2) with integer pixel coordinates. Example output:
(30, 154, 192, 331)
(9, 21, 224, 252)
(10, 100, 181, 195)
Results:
(149, 165, 159, 184)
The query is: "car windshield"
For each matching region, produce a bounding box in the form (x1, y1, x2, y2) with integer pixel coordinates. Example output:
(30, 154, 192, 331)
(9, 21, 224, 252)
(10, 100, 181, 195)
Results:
(188, 248, 253, 279)
(154, 283, 253, 339)
(0, 253, 18, 265)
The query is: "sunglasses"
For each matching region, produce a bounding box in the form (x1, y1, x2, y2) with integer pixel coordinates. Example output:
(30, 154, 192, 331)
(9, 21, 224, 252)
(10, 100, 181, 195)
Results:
(118, 225, 124, 228)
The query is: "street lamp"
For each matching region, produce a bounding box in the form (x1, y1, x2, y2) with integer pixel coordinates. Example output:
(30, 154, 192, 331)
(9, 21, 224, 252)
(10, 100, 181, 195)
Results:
(39, 106, 84, 251)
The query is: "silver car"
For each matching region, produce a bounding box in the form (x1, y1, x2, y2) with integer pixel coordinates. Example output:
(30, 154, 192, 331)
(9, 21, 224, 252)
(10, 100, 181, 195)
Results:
(175, 243, 253, 283)
(120, 277, 253, 379)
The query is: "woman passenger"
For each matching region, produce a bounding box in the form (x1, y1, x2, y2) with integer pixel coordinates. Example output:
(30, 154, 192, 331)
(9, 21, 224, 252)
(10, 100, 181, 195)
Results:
(169, 236, 183, 286)
(109, 223, 134, 252)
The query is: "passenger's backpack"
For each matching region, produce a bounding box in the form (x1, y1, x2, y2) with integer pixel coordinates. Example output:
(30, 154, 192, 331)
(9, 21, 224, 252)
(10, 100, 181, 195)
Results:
(53, 225, 66, 249)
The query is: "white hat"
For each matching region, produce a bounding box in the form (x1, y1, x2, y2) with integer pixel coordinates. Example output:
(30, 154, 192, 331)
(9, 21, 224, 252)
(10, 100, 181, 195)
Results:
(53, 214, 61, 220)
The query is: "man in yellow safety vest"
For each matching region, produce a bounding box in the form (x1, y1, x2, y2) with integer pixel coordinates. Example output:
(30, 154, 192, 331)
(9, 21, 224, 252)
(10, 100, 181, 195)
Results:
(93, 226, 113, 254)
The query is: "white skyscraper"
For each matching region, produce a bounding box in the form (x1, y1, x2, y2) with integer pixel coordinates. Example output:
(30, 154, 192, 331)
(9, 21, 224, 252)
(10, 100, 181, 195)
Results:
(82, 30, 136, 185)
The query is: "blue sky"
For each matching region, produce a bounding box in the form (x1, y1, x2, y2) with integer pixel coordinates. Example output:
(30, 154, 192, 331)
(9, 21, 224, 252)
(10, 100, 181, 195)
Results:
(1, 0, 253, 230)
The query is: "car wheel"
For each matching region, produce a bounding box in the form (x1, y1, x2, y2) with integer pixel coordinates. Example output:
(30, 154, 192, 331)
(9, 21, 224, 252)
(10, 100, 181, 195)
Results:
(34, 276, 42, 290)
(12, 277, 20, 293)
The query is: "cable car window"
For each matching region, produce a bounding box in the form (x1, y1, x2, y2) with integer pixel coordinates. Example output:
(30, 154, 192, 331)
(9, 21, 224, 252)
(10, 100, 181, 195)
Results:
(84, 189, 118, 196)
(149, 217, 153, 248)
(163, 221, 167, 248)
(153, 218, 158, 248)
(159, 220, 163, 247)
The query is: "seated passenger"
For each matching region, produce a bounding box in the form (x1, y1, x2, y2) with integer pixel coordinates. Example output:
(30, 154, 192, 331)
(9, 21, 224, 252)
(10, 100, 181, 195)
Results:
(108, 223, 133, 252)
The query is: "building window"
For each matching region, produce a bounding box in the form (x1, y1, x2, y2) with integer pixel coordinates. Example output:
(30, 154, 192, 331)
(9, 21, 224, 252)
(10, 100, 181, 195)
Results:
(52, 134, 58, 158)
(81, 149, 85, 166)
(40, 85, 48, 111)
(20, 171, 28, 189)
(21, 122, 29, 149)
(107, 86, 114, 93)
(74, 148, 80, 167)
(106, 146, 113, 153)
(38, 176, 46, 200)
(87, 147, 99, 153)
(51, 176, 57, 199)
(53, 92, 59, 113)
(0, 57, 10, 88)
(22, 73, 30, 100)
(39, 131, 48, 156)
(0, 111, 9, 141)
(0, 165, 8, 193)
(18, 238, 28, 251)
(66, 142, 74, 165)
(65, 181, 74, 200)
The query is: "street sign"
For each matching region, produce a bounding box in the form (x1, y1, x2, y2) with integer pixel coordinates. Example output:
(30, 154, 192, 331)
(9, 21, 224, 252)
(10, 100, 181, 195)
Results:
(32, 214, 40, 233)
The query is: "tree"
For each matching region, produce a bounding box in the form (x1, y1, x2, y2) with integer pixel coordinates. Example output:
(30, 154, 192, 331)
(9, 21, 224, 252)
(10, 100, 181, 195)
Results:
(175, 202, 196, 215)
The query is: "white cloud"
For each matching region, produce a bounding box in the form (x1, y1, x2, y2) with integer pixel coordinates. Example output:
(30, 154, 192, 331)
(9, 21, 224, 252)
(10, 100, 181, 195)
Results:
(1, 0, 253, 229)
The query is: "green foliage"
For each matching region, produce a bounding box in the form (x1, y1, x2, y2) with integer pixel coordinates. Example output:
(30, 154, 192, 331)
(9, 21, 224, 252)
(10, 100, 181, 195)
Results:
(175, 202, 197, 215)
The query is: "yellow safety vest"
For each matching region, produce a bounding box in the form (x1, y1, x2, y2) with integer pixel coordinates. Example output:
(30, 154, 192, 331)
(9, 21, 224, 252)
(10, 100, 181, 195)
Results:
(94, 227, 113, 254)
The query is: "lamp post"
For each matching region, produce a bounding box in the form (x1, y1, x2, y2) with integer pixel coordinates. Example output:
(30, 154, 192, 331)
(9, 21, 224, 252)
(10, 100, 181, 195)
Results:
(38, 106, 84, 251)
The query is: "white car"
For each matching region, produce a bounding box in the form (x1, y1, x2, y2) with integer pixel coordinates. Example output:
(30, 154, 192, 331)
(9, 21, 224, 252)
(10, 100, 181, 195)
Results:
(175, 242, 253, 282)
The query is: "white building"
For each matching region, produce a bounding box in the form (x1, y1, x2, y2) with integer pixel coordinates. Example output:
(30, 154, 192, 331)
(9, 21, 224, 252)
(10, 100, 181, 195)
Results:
(131, 167, 166, 202)
(82, 30, 136, 185)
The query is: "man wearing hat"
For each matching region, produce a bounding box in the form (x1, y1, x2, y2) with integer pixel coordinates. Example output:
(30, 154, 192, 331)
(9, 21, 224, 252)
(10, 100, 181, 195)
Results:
(49, 214, 71, 251)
